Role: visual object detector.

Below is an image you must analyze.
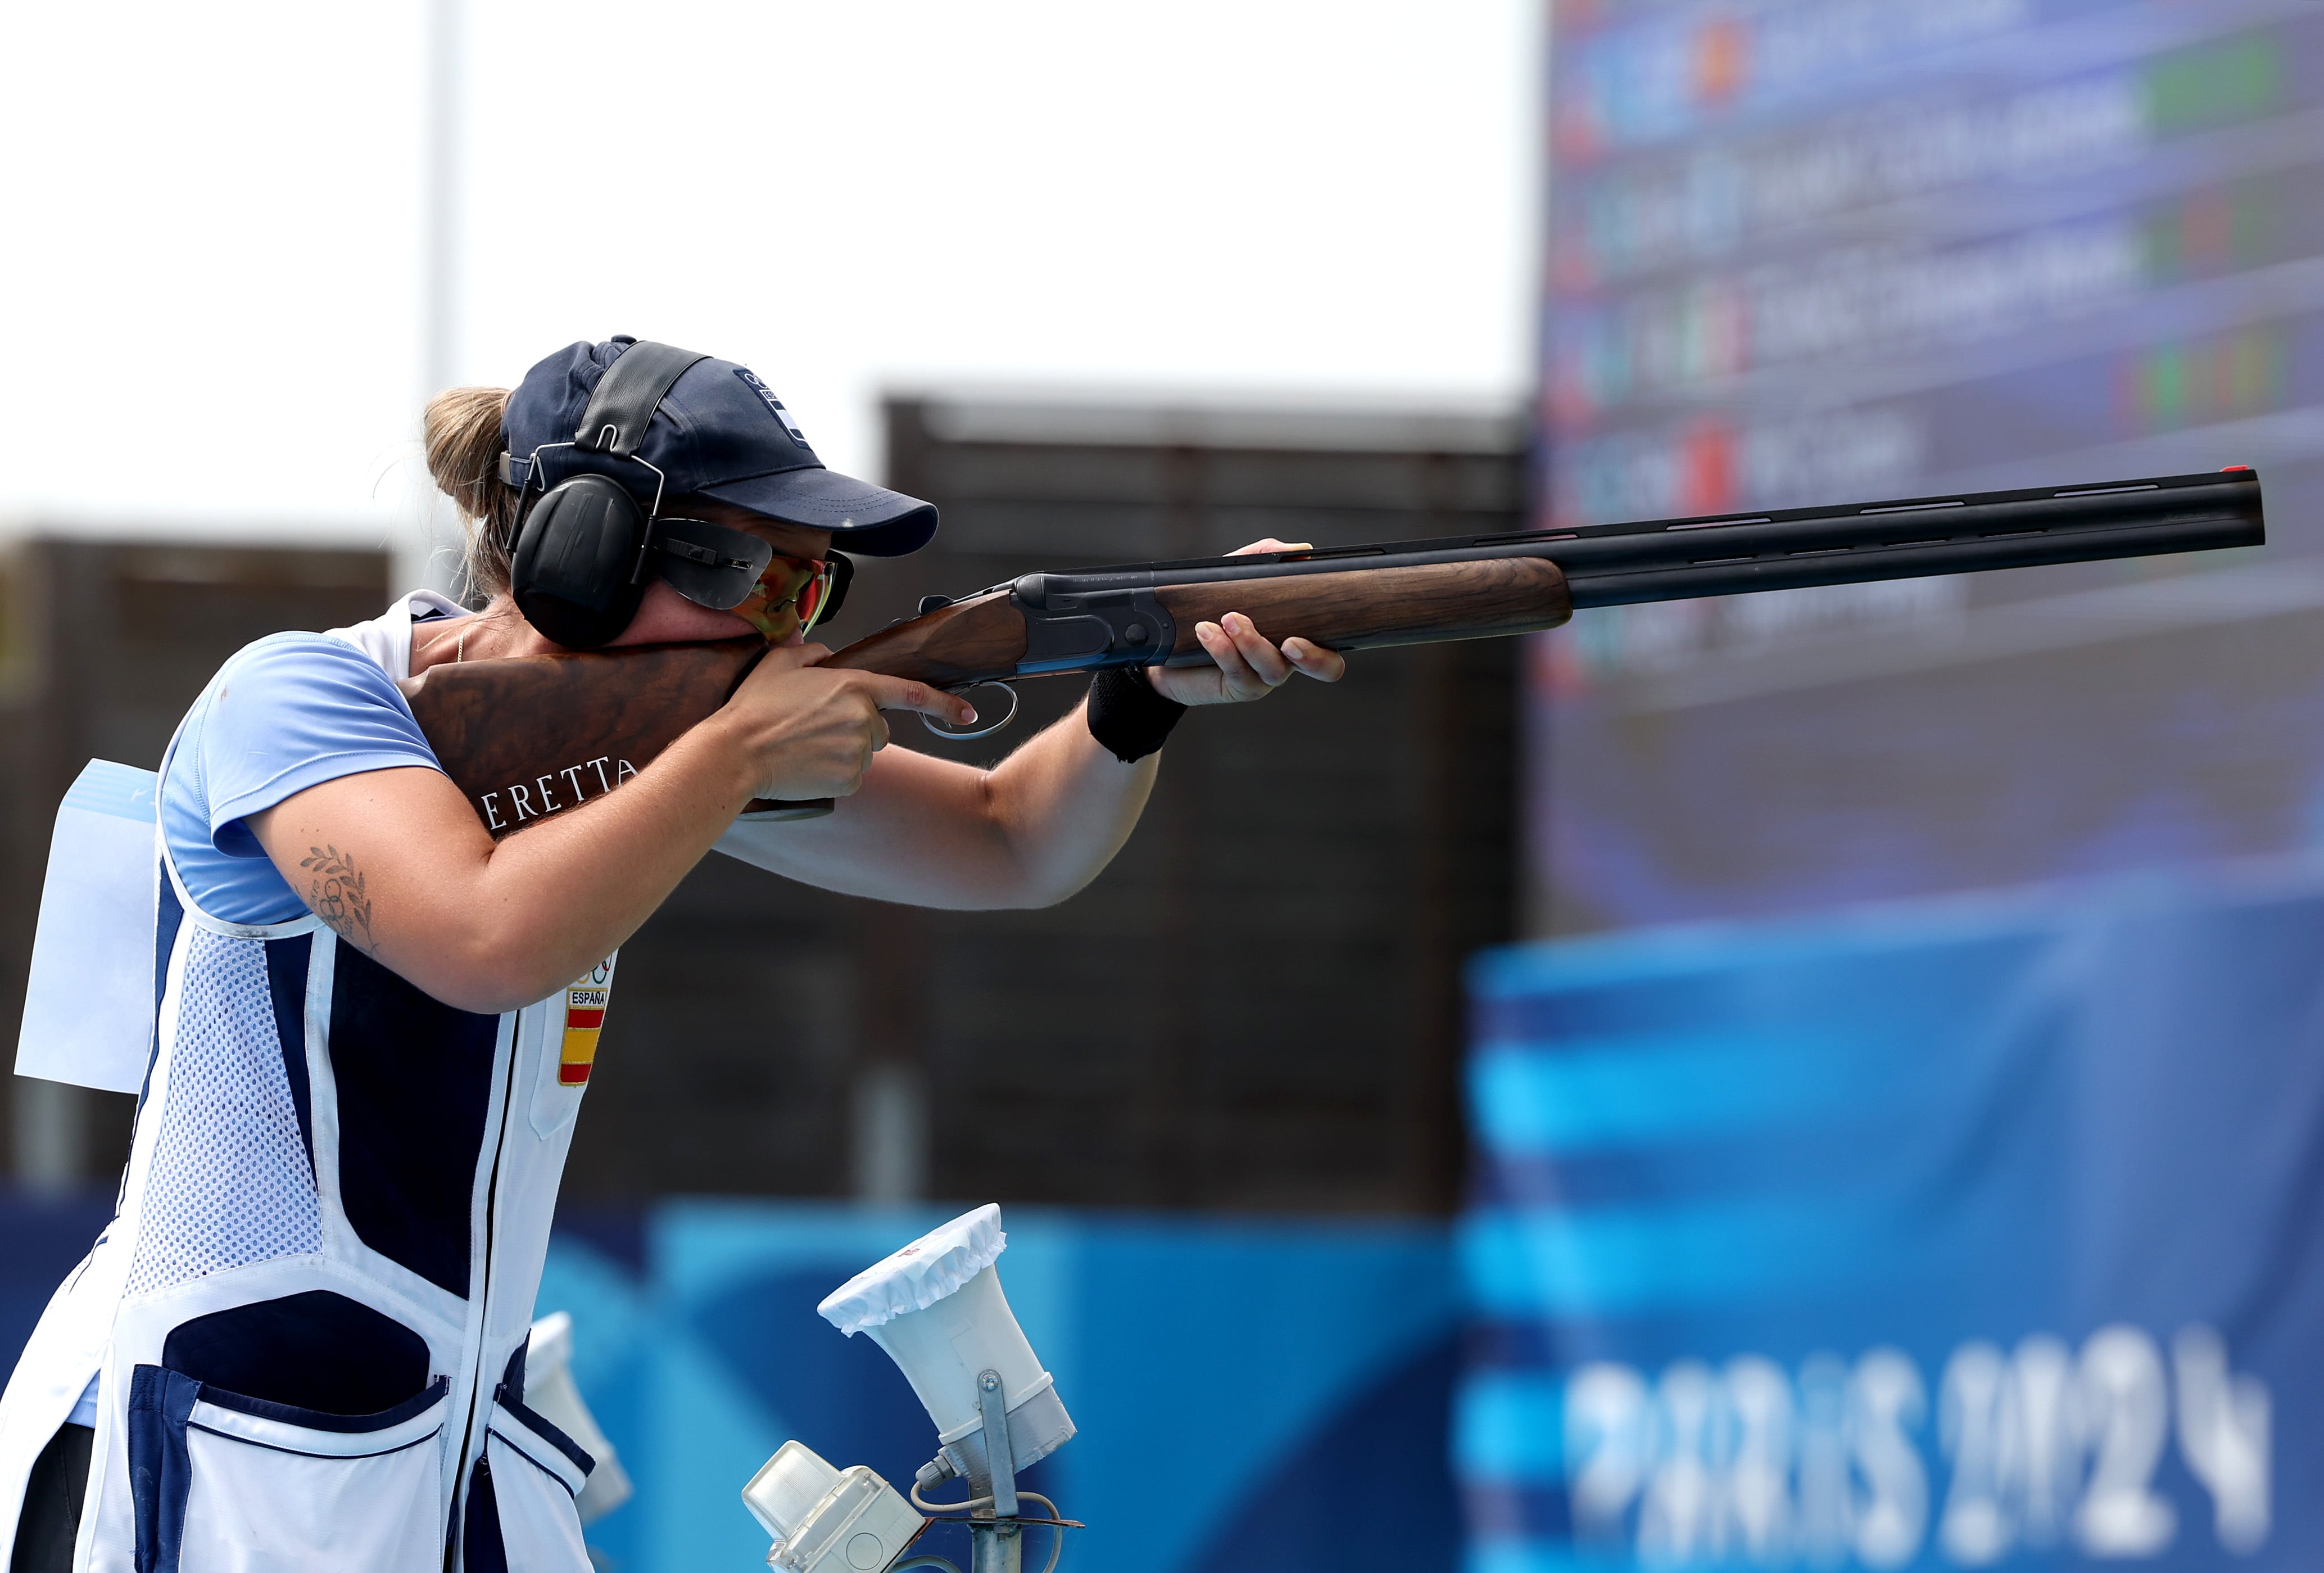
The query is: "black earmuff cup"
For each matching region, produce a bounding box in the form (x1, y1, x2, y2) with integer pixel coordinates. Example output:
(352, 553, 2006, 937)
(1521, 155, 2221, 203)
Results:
(510, 474, 651, 648)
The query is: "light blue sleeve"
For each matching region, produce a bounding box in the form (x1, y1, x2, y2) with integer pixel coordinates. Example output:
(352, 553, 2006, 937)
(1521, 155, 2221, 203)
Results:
(197, 635, 443, 857)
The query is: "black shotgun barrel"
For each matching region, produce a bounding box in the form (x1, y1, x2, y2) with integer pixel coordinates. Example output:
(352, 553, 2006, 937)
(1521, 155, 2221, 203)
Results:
(1541, 468, 2263, 608)
(1015, 469, 2264, 609)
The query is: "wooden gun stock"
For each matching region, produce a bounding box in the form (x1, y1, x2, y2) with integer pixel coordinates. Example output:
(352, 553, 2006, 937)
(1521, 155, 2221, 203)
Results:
(397, 640, 831, 838)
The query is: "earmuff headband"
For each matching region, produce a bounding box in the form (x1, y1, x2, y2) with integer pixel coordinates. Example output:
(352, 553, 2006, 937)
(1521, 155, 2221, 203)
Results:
(572, 341, 709, 458)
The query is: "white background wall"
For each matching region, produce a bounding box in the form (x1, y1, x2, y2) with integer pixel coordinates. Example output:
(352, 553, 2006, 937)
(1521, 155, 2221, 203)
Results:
(0, 1, 1538, 573)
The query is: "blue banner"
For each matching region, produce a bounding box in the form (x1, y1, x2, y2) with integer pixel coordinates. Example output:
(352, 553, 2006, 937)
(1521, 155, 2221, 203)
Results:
(540, 1203, 1460, 1573)
(0, 1201, 1459, 1572)
(1457, 859, 2324, 1571)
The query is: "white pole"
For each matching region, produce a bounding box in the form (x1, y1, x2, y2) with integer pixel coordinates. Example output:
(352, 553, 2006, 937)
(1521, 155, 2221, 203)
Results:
(413, 0, 468, 598)
(422, 0, 464, 402)
(12, 1081, 88, 1196)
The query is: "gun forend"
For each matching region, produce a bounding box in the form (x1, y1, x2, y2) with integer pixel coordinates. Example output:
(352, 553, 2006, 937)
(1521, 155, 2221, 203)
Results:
(832, 558, 1575, 689)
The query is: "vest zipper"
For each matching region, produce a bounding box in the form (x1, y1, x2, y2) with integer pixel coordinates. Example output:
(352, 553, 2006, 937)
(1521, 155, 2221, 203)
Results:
(450, 1014, 525, 1568)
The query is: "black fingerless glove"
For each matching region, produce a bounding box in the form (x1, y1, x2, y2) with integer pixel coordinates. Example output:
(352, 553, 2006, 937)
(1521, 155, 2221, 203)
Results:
(1087, 666, 1186, 763)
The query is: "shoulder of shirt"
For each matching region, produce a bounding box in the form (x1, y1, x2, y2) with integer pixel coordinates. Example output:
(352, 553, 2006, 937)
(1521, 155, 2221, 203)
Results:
(211, 631, 402, 698)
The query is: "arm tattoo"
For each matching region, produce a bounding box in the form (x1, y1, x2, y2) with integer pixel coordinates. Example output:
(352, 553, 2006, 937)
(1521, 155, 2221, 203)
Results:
(300, 845, 378, 955)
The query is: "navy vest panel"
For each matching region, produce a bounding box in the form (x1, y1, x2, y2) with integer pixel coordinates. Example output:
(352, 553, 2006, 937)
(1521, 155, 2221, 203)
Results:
(327, 946, 499, 1296)
(152, 882, 184, 1018)
(140, 879, 186, 1108)
(262, 934, 315, 1173)
(160, 1290, 431, 1416)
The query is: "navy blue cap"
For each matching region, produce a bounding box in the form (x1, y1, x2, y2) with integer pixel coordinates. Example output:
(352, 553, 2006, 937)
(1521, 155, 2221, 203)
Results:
(502, 338, 937, 557)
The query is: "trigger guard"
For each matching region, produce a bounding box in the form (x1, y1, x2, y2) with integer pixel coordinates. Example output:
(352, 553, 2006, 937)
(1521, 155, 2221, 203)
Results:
(921, 680, 1020, 741)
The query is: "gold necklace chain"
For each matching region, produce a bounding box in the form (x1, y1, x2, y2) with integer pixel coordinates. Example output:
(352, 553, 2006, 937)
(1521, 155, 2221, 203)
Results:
(452, 603, 508, 665)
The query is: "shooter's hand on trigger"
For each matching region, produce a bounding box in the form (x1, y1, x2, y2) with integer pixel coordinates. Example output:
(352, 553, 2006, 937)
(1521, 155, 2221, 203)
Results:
(1145, 539, 1349, 706)
(712, 642, 977, 799)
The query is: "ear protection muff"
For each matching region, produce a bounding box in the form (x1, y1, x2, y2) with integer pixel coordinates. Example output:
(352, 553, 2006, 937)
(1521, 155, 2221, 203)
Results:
(504, 340, 710, 648)
(509, 473, 654, 647)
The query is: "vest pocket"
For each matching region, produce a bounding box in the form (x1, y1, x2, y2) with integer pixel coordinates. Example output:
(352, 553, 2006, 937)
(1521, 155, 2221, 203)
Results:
(475, 1399, 594, 1571)
(128, 1365, 447, 1573)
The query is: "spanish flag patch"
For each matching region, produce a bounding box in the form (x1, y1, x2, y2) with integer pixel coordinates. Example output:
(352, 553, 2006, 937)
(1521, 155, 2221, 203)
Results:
(560, 957, 617, 1086)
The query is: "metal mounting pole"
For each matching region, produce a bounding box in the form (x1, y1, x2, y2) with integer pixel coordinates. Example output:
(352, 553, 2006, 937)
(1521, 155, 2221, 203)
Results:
(968, 1369, 1021, 1573)
(422, 0, 463, 404)
(414, 0, 470, 599)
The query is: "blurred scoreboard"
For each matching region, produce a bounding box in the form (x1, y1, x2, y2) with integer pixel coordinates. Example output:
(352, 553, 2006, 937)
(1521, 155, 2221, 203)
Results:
(1532, 0, 2324, 933)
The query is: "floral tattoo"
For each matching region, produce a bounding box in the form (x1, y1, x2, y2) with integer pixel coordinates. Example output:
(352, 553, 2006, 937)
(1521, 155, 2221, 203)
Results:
(300, 845, 376, 955)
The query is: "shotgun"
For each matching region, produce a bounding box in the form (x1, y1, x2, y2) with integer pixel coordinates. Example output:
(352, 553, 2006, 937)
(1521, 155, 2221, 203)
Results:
(399, 468, 2264, 835)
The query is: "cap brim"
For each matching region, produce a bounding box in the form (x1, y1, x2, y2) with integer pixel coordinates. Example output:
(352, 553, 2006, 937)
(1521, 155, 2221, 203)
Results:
(698, 467, 938, 557)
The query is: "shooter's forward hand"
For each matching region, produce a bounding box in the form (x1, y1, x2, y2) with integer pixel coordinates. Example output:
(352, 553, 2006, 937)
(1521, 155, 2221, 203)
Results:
(1144, 539, 1349, 704)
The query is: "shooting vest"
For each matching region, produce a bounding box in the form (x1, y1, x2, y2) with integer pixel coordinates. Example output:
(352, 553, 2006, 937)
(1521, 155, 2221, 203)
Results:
(0, 594, 610, 1572)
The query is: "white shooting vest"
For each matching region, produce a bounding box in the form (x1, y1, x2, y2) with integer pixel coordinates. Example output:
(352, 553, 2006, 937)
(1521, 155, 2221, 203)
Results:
(0, 594, 613, 1572)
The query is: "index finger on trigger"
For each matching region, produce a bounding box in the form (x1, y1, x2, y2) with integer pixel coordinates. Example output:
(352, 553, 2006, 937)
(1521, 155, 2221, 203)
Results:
(859, 673, 977, 726)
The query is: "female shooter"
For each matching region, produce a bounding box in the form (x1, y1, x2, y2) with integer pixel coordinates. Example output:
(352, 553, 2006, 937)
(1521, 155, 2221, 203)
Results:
(0, 338, 1340, 1572)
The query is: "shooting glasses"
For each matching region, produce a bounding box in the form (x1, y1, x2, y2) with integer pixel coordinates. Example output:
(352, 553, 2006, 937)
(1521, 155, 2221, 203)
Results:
(724, 541, 845, 643)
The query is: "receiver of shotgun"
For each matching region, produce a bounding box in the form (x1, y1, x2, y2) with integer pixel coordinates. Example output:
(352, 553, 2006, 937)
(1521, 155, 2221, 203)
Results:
(400, 468, 2264, 836)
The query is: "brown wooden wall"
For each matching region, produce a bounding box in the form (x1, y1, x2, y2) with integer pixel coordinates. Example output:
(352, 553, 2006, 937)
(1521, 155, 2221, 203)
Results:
(0, 540, 392, 1186)
(570, 400, 1526, 1214)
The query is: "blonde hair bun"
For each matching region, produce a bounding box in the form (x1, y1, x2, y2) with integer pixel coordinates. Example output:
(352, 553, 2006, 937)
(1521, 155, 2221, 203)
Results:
(422, 385, 519, 598)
